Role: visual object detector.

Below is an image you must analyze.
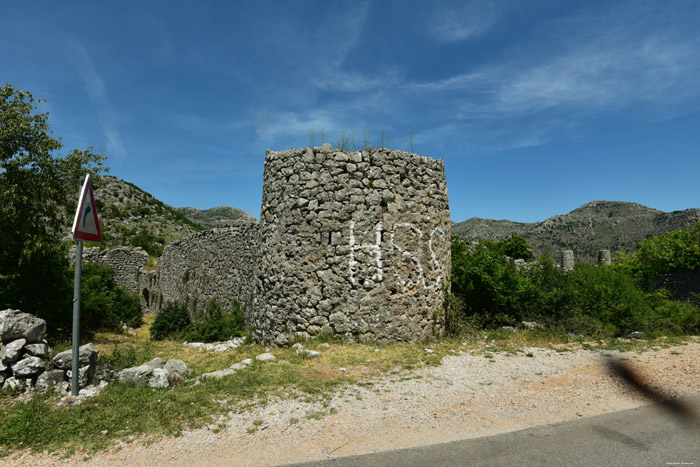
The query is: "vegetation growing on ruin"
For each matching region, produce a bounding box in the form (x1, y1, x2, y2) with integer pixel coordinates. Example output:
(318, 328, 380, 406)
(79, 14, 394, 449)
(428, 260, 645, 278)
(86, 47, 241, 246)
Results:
(150, 299, 246, 343)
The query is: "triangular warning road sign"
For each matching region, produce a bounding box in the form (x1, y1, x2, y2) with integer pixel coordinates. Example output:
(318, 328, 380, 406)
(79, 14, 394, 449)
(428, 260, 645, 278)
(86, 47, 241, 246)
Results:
(72, 174, 103, 243)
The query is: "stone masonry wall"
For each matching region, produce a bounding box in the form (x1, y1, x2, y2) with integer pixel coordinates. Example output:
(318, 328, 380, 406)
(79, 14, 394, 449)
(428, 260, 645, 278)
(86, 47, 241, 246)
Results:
(157, 218, 260, 320)
(252, 144, 451, 345)
(69, 246, 149, 295)
(649, 270, 700, 305)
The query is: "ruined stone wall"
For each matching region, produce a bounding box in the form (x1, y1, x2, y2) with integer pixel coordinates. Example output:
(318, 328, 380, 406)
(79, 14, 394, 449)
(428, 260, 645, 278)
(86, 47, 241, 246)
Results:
(252, 144, 451, 345)
(69, 246, 149, 295)
(156, 218, 260, 319)
(648, 270, 700, 305)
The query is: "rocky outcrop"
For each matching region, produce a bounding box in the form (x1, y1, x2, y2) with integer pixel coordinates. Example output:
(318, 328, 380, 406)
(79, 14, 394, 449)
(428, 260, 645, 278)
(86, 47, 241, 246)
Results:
(453, 201, 700, 264)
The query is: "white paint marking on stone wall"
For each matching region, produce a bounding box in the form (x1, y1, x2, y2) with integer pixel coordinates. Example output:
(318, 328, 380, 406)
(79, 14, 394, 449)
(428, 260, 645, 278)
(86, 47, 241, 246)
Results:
(348, 221, 383, 286)
(426, 227, 445, 289)
(390, 223, 424, 290)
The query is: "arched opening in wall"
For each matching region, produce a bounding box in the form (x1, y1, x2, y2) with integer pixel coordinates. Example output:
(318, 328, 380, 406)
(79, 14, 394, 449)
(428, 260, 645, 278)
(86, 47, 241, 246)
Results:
(142, 288, 150, 308)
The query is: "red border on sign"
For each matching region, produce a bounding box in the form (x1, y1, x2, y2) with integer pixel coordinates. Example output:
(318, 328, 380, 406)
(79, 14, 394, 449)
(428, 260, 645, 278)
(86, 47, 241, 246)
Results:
(72, 175, 103, 243)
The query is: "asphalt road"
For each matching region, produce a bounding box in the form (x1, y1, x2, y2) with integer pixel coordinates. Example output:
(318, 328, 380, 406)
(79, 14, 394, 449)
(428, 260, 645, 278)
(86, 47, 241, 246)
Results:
(288, 394, 700, 467)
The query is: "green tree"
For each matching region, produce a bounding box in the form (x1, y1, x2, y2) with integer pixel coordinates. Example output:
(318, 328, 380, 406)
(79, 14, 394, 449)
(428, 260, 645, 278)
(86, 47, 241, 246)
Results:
(495, 235, 534, 261)
(0, 83, 106, 333)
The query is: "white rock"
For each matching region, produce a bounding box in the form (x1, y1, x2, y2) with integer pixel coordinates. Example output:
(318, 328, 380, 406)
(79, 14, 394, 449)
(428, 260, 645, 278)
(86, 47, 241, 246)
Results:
(148, 368, 171, 388)
(200, 368, 236, 380)
(256, 353, 277, 362)
(298, 350, 321, 359)
(1, 338, 26, 364)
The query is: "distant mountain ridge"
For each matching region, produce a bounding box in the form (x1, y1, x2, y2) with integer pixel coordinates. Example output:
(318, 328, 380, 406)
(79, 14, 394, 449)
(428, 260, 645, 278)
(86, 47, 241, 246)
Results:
(453, 201, 700, 264)
(174, 206, 256, 229)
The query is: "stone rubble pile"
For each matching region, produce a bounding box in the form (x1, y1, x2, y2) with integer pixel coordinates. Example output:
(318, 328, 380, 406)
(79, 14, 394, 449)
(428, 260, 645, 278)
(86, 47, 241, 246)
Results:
(1, 308, 104, 393)
(1, 309, 51, 391)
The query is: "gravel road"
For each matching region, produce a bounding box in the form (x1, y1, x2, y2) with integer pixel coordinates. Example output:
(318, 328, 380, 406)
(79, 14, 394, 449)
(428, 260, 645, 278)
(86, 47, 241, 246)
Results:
(11, 340, 700, 466)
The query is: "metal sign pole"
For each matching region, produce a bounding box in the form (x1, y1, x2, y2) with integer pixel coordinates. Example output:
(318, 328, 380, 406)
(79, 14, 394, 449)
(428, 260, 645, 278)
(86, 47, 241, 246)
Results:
(71, 240, 83, 396)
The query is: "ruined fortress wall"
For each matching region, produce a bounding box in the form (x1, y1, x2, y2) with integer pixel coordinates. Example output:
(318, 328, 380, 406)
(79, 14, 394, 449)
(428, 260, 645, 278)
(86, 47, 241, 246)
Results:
(252, 144, 451, 345)
(69, 246, 149, 295)
(156, 219, 260, 319)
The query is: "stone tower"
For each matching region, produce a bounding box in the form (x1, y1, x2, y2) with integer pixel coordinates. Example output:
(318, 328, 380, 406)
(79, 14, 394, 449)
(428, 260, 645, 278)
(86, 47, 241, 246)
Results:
(252, 144, 451, 345)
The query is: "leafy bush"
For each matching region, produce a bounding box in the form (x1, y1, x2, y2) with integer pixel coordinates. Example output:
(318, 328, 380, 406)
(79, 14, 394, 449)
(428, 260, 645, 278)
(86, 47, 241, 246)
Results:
(625, 222, 700, 279)
(150, 299, 246, 342)
(493, 235, 534, 261)
(128, 230, 164, 257)
(449, 235, 699, 338)
(450, 237, 526, 327)
(183, 299, 246, 343)
(150, 302, 191, 340)
(80, 263, 142, 335)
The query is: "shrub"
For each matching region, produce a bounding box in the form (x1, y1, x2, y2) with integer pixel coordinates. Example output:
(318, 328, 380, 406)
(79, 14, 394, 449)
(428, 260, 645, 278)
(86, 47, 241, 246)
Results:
(183, 299, 246, 343)
(449, 235, 699, 338)
(150, 302, 191, 340)
(150, 299, 247, 342)
(625, 222, 700, 279)
(80, 263, 142, 336)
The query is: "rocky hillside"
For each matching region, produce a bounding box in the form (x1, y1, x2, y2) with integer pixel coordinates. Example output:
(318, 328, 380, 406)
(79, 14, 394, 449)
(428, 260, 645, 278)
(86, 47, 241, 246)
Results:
(174, 206, 255, 229)
(66, 175, 204, 256)
(453, 201, 700, 264)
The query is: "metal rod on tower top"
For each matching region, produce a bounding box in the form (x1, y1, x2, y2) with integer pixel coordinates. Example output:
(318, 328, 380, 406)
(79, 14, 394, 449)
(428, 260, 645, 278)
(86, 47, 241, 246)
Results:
(71, 240, 82, 396)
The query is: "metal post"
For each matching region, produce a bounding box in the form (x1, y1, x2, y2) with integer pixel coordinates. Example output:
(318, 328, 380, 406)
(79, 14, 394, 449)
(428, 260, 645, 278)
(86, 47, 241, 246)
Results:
(71, 240, 83, 396)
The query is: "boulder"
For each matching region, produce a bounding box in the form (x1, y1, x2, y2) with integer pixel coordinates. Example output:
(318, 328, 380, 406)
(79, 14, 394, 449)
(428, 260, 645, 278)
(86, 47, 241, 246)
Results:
(67, 365, 95, 388)
(2, 376, 22, 391)
(298, 349, 321, 359)
(520, 321, 545, 330)
(164, 359, 190, 380)
(148, 368, 170, 388)
(118, 358, 167, 386)
(0, 309, 47, 343)
(11, 356, 46, 378)
(52, 343, 99, 370)
(23, 341, 50, 359)
(0, 338, 26, 364)
(255, 353, 277, 362)
(35, 369, 66, 392)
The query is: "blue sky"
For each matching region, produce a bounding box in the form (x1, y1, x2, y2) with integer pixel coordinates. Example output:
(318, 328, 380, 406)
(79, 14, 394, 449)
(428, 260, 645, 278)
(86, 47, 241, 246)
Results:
(3, 0, 699, 222)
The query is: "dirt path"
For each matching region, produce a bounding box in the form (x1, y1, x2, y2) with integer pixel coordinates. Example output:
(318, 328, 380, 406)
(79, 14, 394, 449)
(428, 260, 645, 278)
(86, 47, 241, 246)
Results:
(11, 341, 700, 466)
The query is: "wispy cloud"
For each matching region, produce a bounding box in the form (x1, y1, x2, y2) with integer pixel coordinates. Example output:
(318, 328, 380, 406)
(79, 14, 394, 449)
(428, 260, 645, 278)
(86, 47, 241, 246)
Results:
(405, 6, 700, 153)
(71, 45, 125, 158)
(309, 0, 377, 93)
(426, 0, 512, 43)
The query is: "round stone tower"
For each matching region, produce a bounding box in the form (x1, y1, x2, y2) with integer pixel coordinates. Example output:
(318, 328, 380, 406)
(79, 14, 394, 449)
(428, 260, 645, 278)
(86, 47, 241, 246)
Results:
(252, 144, 451, 345)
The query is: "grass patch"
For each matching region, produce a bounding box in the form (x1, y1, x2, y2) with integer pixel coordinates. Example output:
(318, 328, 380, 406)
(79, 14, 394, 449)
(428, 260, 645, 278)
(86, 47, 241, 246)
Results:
(0, 319, 694, 459)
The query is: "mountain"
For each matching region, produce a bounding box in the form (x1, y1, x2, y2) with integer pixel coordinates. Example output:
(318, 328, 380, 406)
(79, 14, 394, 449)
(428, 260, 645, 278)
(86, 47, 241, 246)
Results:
(174, 206, 256, 229)
(67, 175, 204, 255)
(453, 201, 700, 264)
